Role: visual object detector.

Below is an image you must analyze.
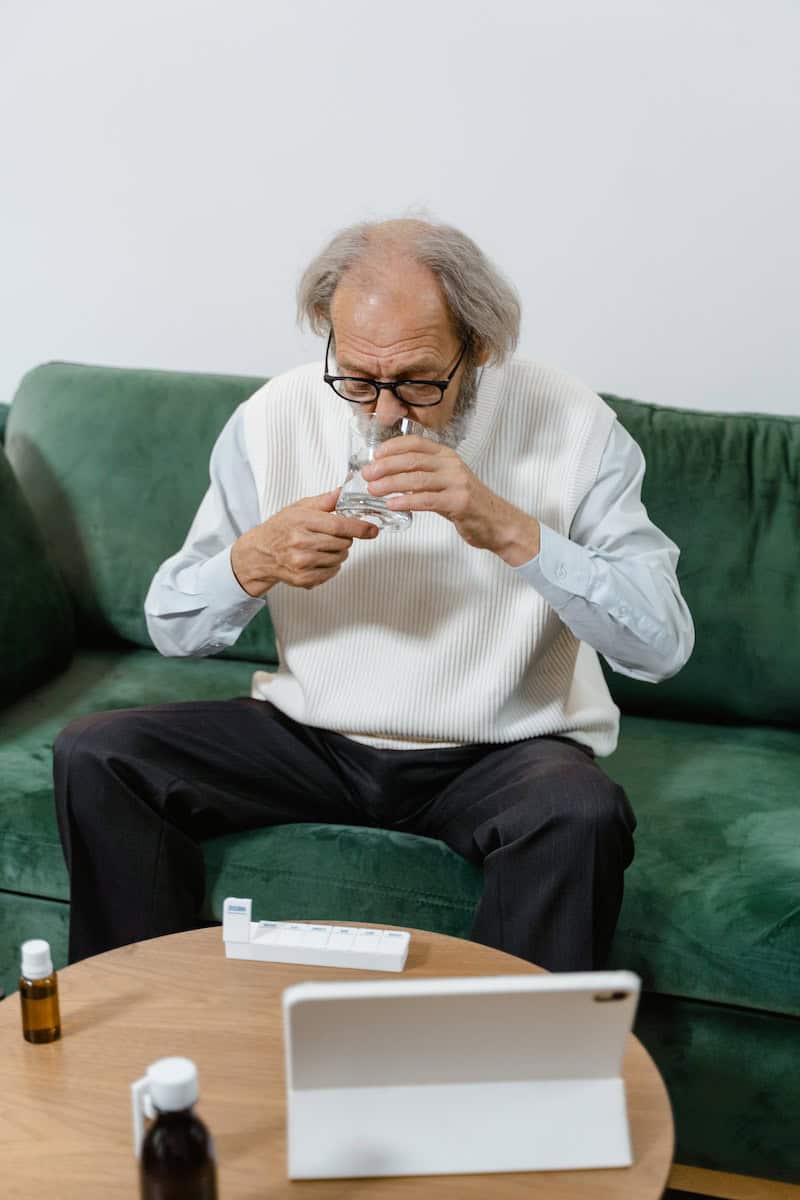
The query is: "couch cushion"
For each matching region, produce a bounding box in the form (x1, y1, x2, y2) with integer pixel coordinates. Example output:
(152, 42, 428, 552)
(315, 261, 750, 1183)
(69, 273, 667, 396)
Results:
(0, 891, 70, 1000)
(0, 647, 257, 901)
(203, 823, 482, 937)
(634, 992, 800, 1182)
(606, 715, 800, 1017)
(0, 444, 74, 707)
(601, 394, 800, 727)
(5, 362, 277, 666)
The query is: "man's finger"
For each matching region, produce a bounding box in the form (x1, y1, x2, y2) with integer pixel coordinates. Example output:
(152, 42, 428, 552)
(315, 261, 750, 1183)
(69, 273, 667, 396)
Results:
(373, 436, 440, 459)
(290, 494, 379, 539)
(332, 516, 380, 540)
(368, 470, 442, 496)
(295, 532, 358, 553)
(292, 492, 379, 537)
(300, 563, 343, 589)
(386, 491, 441, 513)
(365, 452, 442, 479)
(301, 512, 379, 540)
(295, 488, 341, 511)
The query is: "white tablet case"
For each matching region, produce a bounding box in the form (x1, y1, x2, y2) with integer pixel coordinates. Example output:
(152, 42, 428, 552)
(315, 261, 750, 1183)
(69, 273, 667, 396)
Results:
(283, 970, 640, 1179)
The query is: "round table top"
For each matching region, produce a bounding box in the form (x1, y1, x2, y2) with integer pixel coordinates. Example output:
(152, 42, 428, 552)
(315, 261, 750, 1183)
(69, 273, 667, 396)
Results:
(0, 925, 673, 1198)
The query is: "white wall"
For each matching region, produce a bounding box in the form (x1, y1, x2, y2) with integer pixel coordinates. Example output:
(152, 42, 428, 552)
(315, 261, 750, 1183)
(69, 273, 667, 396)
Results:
(2, 0, 798, 415)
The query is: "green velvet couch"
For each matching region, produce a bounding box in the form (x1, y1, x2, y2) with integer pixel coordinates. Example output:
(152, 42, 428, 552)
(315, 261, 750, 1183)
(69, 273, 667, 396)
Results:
(1, 363, 797, 1186)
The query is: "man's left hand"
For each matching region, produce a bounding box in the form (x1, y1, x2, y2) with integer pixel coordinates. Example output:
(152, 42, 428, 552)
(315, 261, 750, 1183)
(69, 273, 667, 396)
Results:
(361, 435, 541, 567)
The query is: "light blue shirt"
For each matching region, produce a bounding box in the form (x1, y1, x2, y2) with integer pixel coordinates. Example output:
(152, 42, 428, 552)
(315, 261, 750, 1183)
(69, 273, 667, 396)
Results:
(145, 406, 694, 684)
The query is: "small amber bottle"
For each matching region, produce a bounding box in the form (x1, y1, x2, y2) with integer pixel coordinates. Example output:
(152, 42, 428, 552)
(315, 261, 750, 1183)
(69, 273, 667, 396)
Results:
(19, 939, 61, 1043)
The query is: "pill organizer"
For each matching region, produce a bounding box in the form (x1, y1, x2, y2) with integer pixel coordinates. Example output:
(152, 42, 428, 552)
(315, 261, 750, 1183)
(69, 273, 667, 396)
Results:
(222, 897, 410, 971)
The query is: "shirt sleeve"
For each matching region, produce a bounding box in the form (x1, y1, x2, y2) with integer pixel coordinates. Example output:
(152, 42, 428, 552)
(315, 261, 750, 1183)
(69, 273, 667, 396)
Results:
(144, 402, 266, 657)
(514, 420, 695, 682)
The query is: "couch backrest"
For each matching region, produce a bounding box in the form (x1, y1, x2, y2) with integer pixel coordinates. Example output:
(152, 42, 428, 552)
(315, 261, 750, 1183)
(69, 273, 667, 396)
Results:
(6, 363, 797, 725)
(5, 362, 277, 666)
(0, 441, 74, 706)
(600, 394, 799, 727)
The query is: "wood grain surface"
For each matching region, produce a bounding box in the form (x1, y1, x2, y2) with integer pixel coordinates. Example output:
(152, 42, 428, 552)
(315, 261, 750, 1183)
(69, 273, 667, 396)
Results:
(0, 924, 673, 1198)
(668, 1163, 800, 1199)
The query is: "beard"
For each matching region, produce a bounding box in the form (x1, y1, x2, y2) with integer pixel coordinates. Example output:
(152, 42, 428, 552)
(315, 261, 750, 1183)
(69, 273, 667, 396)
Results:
(435, 360, 481, 449)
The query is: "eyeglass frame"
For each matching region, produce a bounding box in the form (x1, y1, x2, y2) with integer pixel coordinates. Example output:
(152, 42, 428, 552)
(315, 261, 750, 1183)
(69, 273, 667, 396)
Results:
(323, 330, 469, 408)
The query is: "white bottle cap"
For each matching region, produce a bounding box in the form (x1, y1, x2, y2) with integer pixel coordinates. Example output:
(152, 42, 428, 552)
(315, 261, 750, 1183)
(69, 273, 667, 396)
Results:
(147, 1057, 199, 1112)
(21, 939, 53, 980)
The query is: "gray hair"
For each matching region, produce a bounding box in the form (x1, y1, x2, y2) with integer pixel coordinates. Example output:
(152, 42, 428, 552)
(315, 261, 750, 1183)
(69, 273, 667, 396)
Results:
(297, 217, 521, 364)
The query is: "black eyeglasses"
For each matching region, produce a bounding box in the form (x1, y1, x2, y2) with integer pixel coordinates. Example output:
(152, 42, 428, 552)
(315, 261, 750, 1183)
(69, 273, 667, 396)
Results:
(323, 331, 468, 408)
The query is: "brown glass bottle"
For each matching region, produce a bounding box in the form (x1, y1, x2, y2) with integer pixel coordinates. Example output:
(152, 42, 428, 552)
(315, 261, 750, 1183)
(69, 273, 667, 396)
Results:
(140, 1106, 217, 1200)
(19, 939, 61, 1044)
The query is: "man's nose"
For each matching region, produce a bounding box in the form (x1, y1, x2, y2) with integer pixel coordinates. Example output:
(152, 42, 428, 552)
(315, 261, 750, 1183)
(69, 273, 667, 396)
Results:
(373, 387, 409, 427)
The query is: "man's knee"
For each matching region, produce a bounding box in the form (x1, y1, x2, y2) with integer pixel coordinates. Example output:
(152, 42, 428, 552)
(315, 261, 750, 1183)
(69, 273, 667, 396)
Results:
(577, 768, 634, 828)
(490, 763, 635, 846)
(553, 766, 636, 841)
(54, 709, 149, 777)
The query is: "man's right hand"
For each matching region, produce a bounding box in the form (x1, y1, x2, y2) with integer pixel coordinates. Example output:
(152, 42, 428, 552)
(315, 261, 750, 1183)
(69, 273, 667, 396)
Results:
(230, 489, 379, 597)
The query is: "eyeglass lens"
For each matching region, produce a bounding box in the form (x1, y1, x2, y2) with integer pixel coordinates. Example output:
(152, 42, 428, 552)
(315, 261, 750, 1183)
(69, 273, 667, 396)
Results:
(332, 380, 443, 406)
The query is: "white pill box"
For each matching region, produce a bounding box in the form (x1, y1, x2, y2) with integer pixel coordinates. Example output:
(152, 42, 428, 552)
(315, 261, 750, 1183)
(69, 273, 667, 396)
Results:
(222, 898, 410, 972)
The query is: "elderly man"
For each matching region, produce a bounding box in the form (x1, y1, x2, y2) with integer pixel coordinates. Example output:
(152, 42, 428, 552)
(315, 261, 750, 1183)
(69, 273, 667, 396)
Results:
(54, 218, 693, 970)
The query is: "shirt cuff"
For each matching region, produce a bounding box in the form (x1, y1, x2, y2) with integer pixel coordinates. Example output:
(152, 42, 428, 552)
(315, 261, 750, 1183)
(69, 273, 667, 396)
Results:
(512, 524, 593, 608)
(180, 546, 265, 612)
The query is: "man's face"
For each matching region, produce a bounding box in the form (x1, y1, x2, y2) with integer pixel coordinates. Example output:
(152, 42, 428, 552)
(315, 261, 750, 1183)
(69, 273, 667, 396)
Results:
(329, 257, 479, 443)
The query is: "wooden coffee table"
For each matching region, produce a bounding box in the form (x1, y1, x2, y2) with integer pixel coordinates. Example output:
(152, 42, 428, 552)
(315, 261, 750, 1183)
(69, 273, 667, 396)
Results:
(0, 925, 673, 1197)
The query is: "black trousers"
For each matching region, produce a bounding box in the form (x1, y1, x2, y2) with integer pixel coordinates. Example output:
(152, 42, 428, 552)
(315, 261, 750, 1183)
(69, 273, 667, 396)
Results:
(53, 698, 636, 971)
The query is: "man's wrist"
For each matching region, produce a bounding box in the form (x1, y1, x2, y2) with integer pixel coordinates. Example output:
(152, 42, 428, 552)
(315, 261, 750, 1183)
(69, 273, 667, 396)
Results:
(230, 534, 276, 598)
(489, 504, 541, 567)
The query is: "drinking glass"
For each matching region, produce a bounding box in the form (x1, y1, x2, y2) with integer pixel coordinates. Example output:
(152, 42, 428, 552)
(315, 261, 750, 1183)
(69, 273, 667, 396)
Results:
(335, 413, 426, 531)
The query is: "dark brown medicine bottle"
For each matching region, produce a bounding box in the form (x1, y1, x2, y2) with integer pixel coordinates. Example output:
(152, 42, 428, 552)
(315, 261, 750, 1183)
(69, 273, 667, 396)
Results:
(19, 939, 61, 1043)
(133, 1057, 218, 1200)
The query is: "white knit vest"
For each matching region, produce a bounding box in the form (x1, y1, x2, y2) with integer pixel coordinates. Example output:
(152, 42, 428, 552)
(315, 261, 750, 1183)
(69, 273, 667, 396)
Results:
(242, 358, 620, 755)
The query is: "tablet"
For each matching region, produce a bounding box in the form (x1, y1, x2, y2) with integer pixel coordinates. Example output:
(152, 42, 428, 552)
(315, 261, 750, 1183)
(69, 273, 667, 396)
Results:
(283, 970, 640, 1179)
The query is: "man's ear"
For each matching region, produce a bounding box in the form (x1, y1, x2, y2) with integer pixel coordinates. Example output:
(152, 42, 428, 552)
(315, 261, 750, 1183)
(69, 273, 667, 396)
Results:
(473, 340, 491, 367)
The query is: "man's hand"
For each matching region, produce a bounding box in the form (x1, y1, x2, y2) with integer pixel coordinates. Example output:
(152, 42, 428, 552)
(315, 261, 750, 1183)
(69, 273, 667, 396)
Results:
(230, 489, 379, 597)
(361, 436, 541, 566)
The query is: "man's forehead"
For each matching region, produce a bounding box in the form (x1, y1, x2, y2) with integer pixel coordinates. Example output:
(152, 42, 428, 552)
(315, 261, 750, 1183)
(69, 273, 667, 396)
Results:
(331, 326, 454, 371)
(330, 273, 458, 371)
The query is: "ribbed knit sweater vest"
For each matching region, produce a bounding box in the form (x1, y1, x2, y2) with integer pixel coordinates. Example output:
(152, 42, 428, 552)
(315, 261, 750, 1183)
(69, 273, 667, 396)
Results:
(242, 358, 620, 755)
